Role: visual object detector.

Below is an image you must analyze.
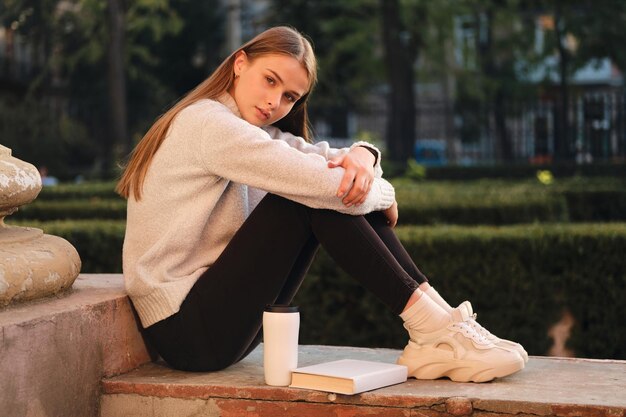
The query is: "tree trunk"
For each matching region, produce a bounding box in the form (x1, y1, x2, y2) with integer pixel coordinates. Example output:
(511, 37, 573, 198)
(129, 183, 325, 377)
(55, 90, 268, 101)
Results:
(553, 1, 570, 161)
(480, 8, 513, 161)
(380, 0, 416, 170)
(106, 0, 128, 176)
(494, 90, 512, 160)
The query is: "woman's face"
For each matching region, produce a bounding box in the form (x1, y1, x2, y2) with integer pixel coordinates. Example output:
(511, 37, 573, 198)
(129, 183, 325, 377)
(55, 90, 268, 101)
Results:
(229, 52, 309, 127)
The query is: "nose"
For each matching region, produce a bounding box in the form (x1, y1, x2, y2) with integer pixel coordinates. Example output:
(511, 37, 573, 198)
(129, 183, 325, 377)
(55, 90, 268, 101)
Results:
(267, 92, 281, 109)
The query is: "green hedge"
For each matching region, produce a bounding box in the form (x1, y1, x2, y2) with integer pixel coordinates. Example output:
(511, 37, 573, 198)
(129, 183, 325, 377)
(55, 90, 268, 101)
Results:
(394, 177, 626, 225)
(8, 219, 625, 359)
(562, 189, 626, 222)
(411, 162, 626, 181)
(16, 177, 626, 224)
(11, 199, 127, 221)
(36, 182, 120, 200)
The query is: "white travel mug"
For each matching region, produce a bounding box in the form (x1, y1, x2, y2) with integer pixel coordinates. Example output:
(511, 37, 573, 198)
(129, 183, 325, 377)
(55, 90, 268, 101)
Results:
(263, 304, 300, 386)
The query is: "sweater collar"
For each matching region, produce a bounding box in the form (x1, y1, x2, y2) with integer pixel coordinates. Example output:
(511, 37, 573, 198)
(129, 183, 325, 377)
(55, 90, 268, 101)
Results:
(216, 92, 242, 119)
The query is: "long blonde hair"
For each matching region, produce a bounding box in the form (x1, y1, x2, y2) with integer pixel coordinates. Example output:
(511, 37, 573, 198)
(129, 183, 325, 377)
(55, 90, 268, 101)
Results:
(116, 26, 317, 200)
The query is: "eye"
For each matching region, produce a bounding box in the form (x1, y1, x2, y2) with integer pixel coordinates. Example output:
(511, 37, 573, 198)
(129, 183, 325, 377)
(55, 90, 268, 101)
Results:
(284, 93, 296, 103)
(266, 76, 275, 85)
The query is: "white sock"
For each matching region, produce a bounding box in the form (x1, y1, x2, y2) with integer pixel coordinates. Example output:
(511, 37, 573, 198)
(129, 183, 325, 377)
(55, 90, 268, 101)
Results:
(425, 286, 453, 313)
(400, 290, 450, 334)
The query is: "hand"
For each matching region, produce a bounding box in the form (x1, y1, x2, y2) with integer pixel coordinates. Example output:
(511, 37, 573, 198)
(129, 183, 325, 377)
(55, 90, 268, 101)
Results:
(328, 147, 376, 207)
(383, 200, 398, 228)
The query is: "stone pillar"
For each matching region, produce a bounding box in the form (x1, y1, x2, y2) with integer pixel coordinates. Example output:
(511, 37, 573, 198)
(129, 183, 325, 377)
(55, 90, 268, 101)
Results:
(0, 145, 81, 306)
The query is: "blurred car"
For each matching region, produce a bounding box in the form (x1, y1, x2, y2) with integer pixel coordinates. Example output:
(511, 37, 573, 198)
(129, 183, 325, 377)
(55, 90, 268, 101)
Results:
(414, 139, 447, 166)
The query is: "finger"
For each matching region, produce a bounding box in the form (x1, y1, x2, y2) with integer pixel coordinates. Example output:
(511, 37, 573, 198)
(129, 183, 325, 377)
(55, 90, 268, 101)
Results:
(361, 181, 373, 203)
(355, 180, 371, 206)
(327, 155, 345, 168)
(343, 175, 366, 204)
(342, 186, 360, 206)
(351, 170, 374, 204)
(336, 168, 356, 198)
(343, 176, 368, 205)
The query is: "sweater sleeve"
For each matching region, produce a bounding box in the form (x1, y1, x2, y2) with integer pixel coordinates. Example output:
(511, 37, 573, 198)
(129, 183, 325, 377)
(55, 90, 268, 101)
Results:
(188, 102, 394, 215)
(263, 126, 384, 178)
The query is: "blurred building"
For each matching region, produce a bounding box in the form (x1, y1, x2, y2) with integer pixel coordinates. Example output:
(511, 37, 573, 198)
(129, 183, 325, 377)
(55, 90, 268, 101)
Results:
(353, 12, 625, 165)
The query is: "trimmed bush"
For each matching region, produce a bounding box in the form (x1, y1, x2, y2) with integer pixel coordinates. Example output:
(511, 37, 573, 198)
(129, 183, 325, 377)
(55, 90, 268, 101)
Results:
(394, 177, 626, 225)
(11, 199, 126, 221)
(24, 177, 626, 224)
(562, 189, 626, 222)
(36, 182, 120, 200)
(552, 177, 626, 222)
(418, 162, 626, 181)
(394, 179, 566, 225)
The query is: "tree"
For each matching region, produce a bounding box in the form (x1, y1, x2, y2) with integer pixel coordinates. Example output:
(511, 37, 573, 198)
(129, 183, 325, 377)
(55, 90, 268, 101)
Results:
(447, 0, 539, 162)
(269, 0, 381, 139)
(2, 0, 213, 176)
(270, 0, 436, 169)
(0, 0, 57, 92)
(571, 0, 626, 73)
(551, 1, 572, 160)
(379, 0, 419, 167)
(0, 0, 97, 175)
(477, 0, 537, 161)
(106, 0, 127, 172)
(67, 0, 186, 174)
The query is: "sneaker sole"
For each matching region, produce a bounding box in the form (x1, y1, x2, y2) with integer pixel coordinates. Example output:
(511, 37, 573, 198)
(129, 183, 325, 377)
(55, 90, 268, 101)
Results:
(397, 352, 525, 383)
(494, 340, 529, 364)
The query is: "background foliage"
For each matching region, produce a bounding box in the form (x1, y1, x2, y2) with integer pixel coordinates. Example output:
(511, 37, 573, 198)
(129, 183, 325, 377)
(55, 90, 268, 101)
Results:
(3, 0, 626, 175)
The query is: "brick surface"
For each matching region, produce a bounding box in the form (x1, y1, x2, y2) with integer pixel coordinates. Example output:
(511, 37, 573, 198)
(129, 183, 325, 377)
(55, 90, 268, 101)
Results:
(446, 397, 474, 416)
(217, 398, 414, 417)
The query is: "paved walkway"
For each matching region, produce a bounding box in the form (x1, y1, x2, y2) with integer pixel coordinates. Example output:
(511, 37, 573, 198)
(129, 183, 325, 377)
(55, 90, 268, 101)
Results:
(101, 344, 626, 417)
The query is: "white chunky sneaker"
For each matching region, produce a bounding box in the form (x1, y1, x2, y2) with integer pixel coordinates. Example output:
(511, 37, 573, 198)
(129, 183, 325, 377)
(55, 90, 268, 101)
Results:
(456, 301, 529, 363)
(397, 314, 524, 383)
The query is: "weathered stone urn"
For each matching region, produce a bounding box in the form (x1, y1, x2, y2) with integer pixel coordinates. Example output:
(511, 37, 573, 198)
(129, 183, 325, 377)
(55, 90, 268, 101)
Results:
(0, 144, 81, 306)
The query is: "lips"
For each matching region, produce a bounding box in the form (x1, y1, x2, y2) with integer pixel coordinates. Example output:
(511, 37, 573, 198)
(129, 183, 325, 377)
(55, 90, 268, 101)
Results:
(255, 106, 270, 121)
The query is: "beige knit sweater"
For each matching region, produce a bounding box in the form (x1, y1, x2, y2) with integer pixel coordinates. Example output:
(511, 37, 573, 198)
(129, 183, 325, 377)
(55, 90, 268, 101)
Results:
(123, 93, 395, 327)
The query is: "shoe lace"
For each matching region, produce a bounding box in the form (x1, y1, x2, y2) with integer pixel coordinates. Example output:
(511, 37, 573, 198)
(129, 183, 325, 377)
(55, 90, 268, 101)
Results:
(467, 313, 495, 339)
(450, 320, 491, 345)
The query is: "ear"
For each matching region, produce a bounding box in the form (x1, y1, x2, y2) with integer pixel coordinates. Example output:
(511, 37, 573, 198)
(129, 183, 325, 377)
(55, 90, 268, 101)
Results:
(233, 50, 248, 77)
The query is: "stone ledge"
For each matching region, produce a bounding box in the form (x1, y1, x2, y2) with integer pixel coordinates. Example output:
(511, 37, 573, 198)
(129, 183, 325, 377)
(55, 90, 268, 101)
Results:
(101, 345, 626, 417)
(0, 273, 153, 417)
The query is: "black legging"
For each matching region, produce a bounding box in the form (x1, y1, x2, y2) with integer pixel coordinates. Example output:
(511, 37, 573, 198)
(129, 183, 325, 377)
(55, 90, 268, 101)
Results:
(143, 193, 428, 372)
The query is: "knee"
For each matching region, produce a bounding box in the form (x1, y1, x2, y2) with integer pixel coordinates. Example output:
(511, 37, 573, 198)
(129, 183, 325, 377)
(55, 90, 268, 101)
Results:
(261, 193, 309, 214)
(263, 193, 298, 207)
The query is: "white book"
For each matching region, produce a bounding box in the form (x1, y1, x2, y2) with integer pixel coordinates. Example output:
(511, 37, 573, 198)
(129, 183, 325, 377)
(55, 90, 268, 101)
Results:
(289, 359, 408, 395)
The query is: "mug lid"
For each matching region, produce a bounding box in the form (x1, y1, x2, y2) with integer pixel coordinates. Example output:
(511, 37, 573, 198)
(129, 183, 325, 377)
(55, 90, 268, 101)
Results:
(264, 304, 299, 313)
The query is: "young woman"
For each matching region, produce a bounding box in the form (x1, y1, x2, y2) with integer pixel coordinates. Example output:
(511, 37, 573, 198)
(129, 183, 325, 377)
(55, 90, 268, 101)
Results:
(117, 26, 527, 383)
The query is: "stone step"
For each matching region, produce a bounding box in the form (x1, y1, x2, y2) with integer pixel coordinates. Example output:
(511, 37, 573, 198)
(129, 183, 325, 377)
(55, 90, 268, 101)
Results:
(0, 273, 153, 417)
(101, 344, 626, 417)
